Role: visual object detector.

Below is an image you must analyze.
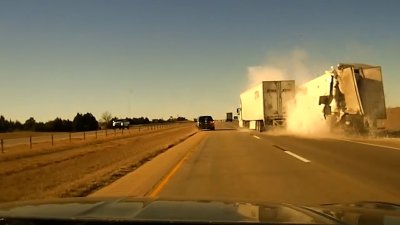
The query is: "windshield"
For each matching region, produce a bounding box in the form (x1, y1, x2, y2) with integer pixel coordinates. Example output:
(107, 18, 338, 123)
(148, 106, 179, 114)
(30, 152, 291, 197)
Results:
(198, 116, 213, 122)
(0, 0, 400, 224)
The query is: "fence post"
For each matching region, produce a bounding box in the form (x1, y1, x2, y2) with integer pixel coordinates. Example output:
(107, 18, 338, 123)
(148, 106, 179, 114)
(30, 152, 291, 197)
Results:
(51, 134, 54, 146)
(30, 136, 32, 149)
(1, 139, 3, 153)
(83, 132, 86, 141)
(69, 133, 71, 143)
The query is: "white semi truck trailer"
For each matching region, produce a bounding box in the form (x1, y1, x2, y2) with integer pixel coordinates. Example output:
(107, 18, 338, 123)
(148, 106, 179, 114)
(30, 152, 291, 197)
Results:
(238, 80, 295, 131)
(301, 63, 386, 133)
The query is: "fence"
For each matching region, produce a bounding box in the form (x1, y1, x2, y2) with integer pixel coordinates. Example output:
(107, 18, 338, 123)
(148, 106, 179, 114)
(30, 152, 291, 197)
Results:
(0, 122, 190, 153)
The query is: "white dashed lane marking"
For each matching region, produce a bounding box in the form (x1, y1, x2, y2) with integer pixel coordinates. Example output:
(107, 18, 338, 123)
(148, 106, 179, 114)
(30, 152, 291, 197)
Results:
(253, 135, 261, 140)
(273, 145, 311, 163)
(285, 151, 311, 163)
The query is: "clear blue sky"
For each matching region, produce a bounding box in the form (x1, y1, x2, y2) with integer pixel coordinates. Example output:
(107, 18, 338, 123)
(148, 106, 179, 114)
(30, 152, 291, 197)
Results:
(1, 0, 399, 122)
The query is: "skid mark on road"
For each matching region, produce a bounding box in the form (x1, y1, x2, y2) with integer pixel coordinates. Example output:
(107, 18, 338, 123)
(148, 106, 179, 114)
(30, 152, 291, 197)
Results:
(253, 137, 311, 163)
(273, 145, 311, 163)
(272, 144, 287, 151)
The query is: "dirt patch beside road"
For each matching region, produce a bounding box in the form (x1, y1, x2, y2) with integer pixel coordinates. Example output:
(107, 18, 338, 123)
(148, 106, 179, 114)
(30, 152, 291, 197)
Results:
(0, 124, 197, 203)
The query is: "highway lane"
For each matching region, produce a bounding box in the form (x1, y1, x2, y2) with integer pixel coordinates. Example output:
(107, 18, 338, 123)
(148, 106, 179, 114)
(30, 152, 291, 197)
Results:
(153, 122, 400, 205)
(257, 133, 400, 199)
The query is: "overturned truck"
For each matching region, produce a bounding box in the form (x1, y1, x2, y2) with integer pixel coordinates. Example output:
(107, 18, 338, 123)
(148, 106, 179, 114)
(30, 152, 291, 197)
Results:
(302, 63, 386, 133)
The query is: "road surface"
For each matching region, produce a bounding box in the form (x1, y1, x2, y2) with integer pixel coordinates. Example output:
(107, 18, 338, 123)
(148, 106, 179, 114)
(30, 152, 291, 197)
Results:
(93, 122, 400, 205)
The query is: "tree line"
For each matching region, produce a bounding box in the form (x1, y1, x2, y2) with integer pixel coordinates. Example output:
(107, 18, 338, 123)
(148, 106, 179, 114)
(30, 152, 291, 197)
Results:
(0, 112, 187, 133)
(0, 113, 98, 133)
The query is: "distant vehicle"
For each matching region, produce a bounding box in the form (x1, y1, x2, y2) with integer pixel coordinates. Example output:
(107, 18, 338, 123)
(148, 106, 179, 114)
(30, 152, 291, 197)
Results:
(197, 116, 215, 130)
(226, 112, 233, 122)
(112, 119, 130, 129)
(302, 63, 386, 133)
(238, 80, 295, 131)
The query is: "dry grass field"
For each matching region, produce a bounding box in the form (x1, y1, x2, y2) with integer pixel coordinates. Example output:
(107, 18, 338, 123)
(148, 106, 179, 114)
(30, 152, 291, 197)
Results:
(0, 123, 197, 203)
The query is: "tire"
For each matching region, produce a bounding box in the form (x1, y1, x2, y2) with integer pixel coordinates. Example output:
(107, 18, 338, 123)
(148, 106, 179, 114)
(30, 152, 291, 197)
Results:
(256, 120, 263, 132)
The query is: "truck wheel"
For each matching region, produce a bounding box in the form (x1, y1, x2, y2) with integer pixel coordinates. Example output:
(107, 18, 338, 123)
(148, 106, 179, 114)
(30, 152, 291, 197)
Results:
(256, 121, 263, 132)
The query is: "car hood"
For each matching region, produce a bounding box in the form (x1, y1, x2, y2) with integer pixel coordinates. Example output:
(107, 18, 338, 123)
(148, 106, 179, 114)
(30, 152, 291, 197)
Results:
(0, 197, 399, 224)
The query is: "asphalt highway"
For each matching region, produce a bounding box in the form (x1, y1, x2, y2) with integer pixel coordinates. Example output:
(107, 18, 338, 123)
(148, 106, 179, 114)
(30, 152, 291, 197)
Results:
(93, 122, 400, 205)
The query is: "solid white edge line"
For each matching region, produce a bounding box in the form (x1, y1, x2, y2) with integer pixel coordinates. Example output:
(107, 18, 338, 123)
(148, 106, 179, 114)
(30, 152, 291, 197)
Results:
(285, 151, 311, 163)
(253, 135, 261, 139)
(348, 139, 400, 151)
(337, 139, 400, 151)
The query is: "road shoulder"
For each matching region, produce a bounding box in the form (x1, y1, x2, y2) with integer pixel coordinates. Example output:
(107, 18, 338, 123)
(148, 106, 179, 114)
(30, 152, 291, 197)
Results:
(90, 132, 207, 197)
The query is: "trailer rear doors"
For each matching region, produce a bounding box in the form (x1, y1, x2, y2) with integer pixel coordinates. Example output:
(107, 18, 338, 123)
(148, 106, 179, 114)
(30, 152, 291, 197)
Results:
(262, 80, 295, 122)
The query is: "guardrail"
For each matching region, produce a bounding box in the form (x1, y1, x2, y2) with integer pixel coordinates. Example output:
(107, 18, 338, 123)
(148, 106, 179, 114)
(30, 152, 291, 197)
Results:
(0, 122, 192, 153)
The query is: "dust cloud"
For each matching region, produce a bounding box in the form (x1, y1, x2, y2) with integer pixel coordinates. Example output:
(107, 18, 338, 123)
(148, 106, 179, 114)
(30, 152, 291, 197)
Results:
(247, 66, 286, 89)
(286, 88, 330, 136)
(246, 49, 315, 89)
(245, 49, 330, 136)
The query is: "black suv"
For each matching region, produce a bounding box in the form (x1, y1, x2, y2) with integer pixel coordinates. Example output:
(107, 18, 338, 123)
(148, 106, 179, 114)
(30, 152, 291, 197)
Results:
(197, 116, 215, 130)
